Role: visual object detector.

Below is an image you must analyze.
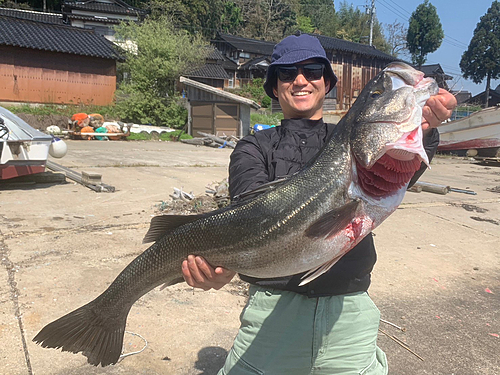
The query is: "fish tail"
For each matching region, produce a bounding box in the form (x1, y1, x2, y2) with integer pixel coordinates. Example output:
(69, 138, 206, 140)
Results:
(33, 298, 130, 367)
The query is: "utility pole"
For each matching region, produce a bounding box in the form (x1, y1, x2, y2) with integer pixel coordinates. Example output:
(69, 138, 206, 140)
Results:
(369, 0, 375, 46)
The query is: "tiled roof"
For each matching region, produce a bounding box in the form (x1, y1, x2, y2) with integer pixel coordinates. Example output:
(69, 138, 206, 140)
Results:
(186, 63, 229, 80)
(66, 14, 122, 24)
(0, 15, 122, 60)
(0, 7, 64, 25)
(419, 64, 453, 80)
(311, 34, 397, 61)
(216, 33, 275, 55)
(180, 76, 260, 109)
(63, 0, 147, 16)
(240, 56, 270, 70)
(207, 47, 225, 61)
(216, 33, 398, 62)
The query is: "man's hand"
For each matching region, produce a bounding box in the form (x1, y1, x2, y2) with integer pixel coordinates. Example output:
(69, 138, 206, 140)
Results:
(182, 255, 236, 291)
(422, 88, 458, 131)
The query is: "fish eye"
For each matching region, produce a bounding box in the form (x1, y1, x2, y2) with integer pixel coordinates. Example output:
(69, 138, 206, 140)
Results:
(371, 90, 382, 99)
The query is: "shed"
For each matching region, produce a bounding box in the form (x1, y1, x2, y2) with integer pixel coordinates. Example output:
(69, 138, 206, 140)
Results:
(180, 77, 260, 138)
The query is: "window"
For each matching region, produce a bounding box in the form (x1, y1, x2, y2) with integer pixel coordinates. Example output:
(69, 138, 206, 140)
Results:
(239, 52, 250, 59)
(228, 76, 234, 88)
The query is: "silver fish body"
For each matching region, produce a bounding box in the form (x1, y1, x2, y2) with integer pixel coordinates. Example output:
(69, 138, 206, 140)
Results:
(33, 62, 439, 366)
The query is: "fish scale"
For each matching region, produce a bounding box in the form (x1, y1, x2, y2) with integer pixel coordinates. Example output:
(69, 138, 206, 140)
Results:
(33, 62, 439, 367)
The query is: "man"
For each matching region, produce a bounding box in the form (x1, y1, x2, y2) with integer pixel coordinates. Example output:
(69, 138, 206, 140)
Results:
(182, 33, 457, 374)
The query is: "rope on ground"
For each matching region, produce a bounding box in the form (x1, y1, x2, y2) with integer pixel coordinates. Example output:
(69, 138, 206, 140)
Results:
(119, 331, 148, 362)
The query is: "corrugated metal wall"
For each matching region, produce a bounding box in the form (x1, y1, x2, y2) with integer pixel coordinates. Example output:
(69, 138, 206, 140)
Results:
(0, 46, 116, 105)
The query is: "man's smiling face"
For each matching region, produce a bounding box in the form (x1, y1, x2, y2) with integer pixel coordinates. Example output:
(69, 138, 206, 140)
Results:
(273, 59, 330, 120)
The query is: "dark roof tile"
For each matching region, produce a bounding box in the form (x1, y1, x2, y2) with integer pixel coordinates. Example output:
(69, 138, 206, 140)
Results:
(186, 64, 229, 80)
(0, 15, 122, 60)
(311, 34, 397, 61)
(64, 0, 147, 16)
(0, 7, 64, 24)
(216, 33, 275, 55)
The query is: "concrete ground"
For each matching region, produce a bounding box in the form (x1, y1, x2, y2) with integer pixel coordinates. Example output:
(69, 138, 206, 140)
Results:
(0, 140, 499, 375)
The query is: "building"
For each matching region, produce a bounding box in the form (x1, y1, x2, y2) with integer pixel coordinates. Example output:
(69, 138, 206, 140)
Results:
(62, 0, 147, 41)
(180, 77, 260, 137)
(211, 33, 275, 89)
(419, 64, 453, 90)
(466, 85, 500, 107)
(0, 12, 122, 105)
(184, 48, 230, 90)
(212, 33, 398, 114)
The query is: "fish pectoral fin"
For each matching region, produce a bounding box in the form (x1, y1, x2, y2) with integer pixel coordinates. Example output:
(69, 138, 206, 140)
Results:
(143, 214, 203, 243)
(304, 200, 360, 239)
(299, 253, 345, 286)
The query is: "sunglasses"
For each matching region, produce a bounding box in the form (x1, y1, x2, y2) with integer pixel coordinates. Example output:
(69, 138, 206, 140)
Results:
(276, 63, 325, 82)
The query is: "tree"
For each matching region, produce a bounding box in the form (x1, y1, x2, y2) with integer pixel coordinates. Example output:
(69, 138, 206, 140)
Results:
(237, 0, 298, 41)
(114, 17, 208, 127)
(148, 0, 243, 38)
(406, 0, 443, 68)
(385, 21, 409, 58)
(460, 1, 500, 107)
(328, 2, 390, 53)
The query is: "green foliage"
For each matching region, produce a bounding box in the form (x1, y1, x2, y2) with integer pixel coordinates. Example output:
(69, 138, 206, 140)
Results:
(230, 78, 271, 108)
(149, 0, 243, 38)
(126, 130, 193, 141)
(297, 16, 314, 33)
(321, 1, 390, 53)
(250, 111, 284, 127)
(114, 16, 206, 127)
(407, 0, 444, 67)
(460, 0, 500, 106)
(4, 103, 119, 119)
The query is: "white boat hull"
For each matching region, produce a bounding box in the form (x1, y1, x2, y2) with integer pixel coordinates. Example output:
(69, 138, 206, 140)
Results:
(438, 106, 500, 151)
(0, 107, 52, 180)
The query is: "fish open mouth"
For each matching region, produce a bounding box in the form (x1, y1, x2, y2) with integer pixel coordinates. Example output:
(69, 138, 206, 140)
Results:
(356, 150, 422, 197)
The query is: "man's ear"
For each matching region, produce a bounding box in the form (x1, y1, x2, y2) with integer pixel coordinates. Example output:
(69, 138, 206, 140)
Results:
(273, 86, 278, 98)
(324, 80, 330, 95)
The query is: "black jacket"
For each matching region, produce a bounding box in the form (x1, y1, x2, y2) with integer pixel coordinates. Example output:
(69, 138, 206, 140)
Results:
(228, 118, 439, 297)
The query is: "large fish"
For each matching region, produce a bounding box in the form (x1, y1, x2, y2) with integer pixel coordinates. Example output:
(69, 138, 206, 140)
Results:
(33, 62, 438, 366)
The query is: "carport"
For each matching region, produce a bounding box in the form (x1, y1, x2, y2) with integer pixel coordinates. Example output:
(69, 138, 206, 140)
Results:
(180, 76, 260, 137)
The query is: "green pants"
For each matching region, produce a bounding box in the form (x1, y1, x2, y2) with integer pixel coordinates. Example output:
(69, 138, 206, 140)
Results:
(219, 285, 387, 375)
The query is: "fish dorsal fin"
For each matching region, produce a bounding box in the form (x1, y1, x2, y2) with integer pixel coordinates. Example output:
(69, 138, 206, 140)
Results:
(304, 200, 360, 239)
(143, 214, 203, 243)
(233, 176, 290, 201)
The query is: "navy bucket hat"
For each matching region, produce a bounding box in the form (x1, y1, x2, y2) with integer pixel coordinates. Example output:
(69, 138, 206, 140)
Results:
(264, 33, 338, 100)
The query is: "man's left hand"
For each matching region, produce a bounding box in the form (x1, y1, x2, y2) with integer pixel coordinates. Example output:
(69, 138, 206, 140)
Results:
(422, 88, 457, 131)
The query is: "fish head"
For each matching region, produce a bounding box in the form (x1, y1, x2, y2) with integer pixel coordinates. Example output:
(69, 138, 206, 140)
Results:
(346, 62, 439, 198)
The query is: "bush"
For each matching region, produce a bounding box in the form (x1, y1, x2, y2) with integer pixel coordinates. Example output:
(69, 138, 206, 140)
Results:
(250, 112, 284, 127)
(115, 87, 187, 128)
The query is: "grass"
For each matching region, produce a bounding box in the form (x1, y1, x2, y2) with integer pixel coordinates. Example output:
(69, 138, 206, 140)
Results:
(4, 103, 119, 119)
(126, 130, 192, 141)
(250, 112, 284, 127)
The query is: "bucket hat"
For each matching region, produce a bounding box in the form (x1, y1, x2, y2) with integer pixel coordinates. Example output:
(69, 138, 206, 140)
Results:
(263, 33, 338, 100)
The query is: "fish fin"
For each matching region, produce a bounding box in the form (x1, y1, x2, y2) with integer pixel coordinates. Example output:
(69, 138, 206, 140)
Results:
(233, 177, 290, 201)
(33, 299, 130, 367)
(304, 200, 360, 239)
(143, 214, 203, 243)
(159, 277, 184, 291)
(298, 253, 345, 286)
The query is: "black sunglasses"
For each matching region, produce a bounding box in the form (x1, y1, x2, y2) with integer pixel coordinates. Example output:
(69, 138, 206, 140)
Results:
(276, 63, 325, 82)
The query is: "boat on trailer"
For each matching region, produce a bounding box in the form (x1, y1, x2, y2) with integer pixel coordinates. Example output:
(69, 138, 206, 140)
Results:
(0, 106, 53, 180)
(438, 106, 500, 160)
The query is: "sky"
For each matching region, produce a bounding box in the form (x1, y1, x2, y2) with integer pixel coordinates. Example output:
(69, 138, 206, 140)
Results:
(349, 0, 500, 96)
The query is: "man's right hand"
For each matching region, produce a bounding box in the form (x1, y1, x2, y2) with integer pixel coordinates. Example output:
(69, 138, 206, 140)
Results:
(182, 255, 236, 291)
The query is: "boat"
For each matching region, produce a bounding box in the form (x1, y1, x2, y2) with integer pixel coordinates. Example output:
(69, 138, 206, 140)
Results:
(438, 106, 500, 157)
(0, 106, 55, 180)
